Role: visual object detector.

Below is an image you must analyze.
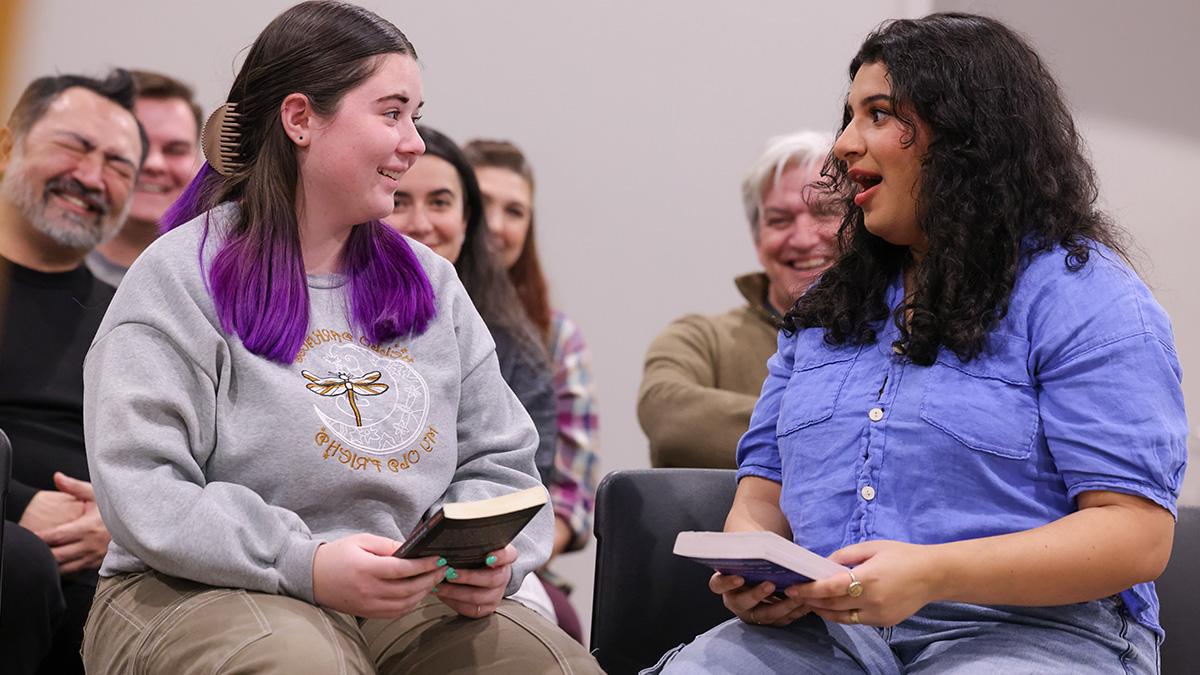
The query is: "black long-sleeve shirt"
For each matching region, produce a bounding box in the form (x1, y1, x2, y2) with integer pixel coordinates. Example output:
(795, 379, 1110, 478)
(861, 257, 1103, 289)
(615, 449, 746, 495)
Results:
(1, 259, 114, 518)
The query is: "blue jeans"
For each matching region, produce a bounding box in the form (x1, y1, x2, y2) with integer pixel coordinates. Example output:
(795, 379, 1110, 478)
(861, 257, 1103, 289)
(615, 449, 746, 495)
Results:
(642, 598, 1160, 674)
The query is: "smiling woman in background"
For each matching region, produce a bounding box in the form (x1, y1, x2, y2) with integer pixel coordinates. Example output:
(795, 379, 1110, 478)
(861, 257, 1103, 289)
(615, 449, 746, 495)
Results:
(385, 127, 558, 491)
(385, 127, 568, 628)
(463, 138, 601, 641)
(648, 12, 1187, 674)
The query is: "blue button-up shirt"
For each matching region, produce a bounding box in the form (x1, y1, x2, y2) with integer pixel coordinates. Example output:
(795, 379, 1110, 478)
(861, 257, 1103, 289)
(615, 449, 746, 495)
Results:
(736, 245, 1188, 634)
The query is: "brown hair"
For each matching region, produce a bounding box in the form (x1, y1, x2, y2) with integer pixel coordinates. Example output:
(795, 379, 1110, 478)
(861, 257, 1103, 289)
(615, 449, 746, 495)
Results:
(462, 138, 552, 343)
(131, 70, 202, 138)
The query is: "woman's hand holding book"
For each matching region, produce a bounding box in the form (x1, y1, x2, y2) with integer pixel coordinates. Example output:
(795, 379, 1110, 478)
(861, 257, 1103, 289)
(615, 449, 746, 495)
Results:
(312, 533, 447, 618)
(709, 573, 813, 627)
(789, 539, 943, 627)
(433, 544, 518, 618)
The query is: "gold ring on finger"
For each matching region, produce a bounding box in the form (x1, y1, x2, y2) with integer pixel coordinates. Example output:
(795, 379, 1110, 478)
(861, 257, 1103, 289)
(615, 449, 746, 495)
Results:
(846, 570, 864, 598)
(849, 609, 860, 624)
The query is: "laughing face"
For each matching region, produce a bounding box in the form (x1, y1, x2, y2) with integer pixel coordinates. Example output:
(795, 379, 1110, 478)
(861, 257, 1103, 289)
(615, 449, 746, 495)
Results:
(755, 161, 840, 314)
(0, 87, 142, 250)
(833, 61, 930, 256)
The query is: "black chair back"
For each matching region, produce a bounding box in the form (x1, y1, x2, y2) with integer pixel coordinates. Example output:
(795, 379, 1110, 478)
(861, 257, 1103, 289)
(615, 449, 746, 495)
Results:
(0, 429, 11, 619)
(1159, 505, 1198, 673)
(590, 469, 737, 674)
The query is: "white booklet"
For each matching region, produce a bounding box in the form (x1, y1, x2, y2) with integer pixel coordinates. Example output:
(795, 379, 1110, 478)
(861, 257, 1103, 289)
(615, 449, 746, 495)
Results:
(673, 530, 849, 587)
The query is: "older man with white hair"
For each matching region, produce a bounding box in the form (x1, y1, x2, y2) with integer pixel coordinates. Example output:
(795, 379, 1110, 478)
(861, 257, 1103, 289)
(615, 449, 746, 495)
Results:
(639, 131, 840, 468)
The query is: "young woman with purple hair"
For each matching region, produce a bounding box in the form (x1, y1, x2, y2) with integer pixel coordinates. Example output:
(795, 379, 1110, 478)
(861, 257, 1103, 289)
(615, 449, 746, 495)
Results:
(78, 3, 599, 673)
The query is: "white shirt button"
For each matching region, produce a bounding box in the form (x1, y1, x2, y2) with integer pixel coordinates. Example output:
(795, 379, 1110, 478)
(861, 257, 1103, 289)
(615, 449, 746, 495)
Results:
(861, 485, 877, 501)
(868, 407, 884, 422)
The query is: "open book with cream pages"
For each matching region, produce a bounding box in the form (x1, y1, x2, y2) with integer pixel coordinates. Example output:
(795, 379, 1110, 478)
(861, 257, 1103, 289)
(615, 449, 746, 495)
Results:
(674, 530, 850, 587)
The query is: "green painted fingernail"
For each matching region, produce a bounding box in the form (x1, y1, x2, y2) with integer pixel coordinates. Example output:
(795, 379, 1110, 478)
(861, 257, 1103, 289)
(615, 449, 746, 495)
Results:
(485, 554, 498, 566)
(436, 557, 447, 567)
(445, 567, 458, 581)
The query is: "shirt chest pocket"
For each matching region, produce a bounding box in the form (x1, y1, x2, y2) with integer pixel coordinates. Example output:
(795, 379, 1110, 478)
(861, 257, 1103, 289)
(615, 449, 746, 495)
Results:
(919, 338, 1039, 460)
(776, 346, 860, 438)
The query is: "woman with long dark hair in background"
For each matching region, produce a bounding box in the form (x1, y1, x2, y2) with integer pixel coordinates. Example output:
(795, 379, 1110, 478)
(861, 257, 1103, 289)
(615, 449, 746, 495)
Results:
(80, 3, 599, 672)
(384, 126, 565, 624)
(650, 13, 1186, 674)
(464, 138, 600, 641)
(384, 127, 557, 489)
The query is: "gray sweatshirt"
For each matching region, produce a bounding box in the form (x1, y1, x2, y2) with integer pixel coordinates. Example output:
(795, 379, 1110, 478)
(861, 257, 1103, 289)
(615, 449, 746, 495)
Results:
(83, 204, 551, 602)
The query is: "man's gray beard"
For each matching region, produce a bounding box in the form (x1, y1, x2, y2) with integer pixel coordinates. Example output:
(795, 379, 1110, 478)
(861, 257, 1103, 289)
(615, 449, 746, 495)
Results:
(0, 152, 131, 251)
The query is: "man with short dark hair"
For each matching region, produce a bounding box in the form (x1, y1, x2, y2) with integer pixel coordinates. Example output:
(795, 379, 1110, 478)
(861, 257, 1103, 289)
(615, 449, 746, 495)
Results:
(87, 70, 200, 287)
(0, 69, 144, 675)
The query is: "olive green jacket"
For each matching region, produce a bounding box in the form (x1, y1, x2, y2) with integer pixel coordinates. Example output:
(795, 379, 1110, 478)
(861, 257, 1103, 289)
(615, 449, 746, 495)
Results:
(638, 273, 781, 469)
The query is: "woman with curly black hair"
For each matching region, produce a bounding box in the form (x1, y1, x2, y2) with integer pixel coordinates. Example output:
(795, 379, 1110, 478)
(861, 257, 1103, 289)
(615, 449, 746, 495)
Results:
(648, 13, 1186, 674)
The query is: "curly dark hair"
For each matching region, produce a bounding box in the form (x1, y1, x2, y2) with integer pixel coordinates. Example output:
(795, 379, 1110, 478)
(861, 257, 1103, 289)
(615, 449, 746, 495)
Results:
(784, 12, 1128, 365)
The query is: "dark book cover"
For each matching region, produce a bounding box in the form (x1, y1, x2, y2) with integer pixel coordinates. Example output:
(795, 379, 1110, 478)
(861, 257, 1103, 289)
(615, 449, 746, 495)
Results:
(685, 556, 816, 587)
(393, 502, 544, 568)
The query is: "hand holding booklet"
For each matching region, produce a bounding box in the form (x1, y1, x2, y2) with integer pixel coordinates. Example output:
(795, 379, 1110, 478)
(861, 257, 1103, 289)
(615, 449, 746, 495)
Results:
(674, 530, 849, 587)
(393, 486, 547, 568)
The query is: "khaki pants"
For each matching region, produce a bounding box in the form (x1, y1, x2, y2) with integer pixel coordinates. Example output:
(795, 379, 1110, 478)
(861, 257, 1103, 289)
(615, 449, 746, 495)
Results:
(82, 572, 603, 674)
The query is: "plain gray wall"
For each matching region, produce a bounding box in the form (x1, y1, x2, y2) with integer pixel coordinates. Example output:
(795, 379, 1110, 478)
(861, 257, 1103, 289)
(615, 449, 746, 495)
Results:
(11, 0, 1196, 641)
